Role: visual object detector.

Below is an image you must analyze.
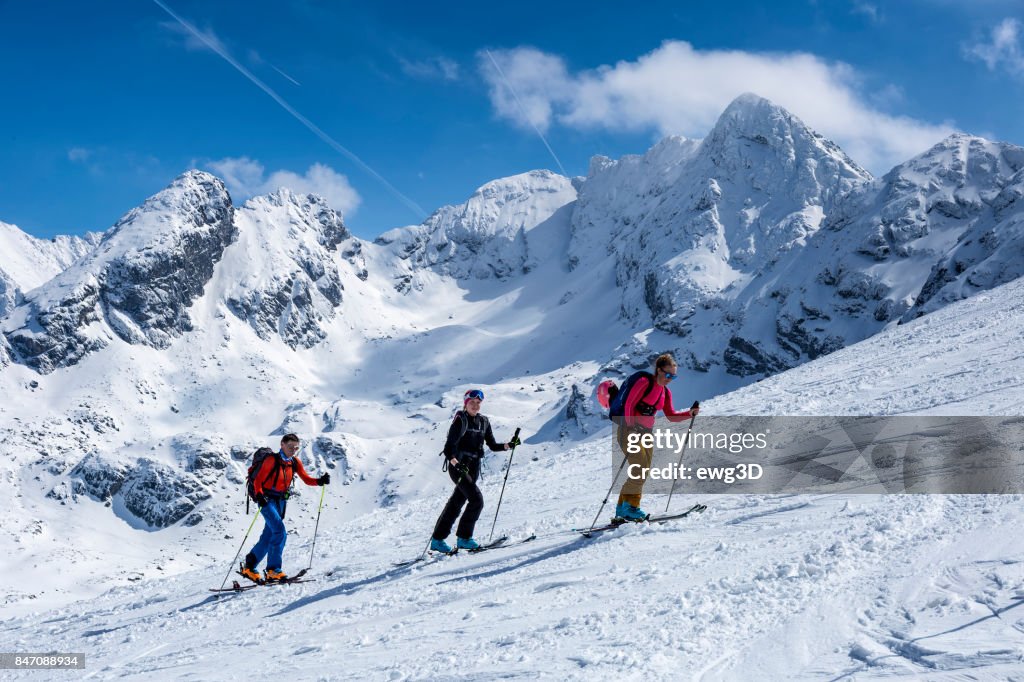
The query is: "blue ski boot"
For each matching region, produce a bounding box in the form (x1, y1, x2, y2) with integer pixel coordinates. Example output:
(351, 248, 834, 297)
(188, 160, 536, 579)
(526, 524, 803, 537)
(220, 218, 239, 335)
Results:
(457, 537, 481, 551)
(430, 538, 453, 553)
(620, 503, 649, 521)
(614, 501, 629, 520)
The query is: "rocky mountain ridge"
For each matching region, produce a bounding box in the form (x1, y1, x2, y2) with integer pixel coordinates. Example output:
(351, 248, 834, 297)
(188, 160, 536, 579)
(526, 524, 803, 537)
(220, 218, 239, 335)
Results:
(2, 92, 1024, 539)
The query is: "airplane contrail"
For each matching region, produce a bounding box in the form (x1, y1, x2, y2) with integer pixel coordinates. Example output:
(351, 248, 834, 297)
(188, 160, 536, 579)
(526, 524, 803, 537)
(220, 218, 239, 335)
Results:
(150, 0, 427, 219)
(484, 49, 569, 178)
(271, 64, 302, 87)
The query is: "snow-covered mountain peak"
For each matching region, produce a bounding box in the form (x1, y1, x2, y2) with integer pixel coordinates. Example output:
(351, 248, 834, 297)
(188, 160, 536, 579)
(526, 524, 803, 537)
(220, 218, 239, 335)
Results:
(376, 169, 577, 280)
(0, 221, 100, 318)
(115, 169, 231, 235)
(439, 169, 573, 238)
(569, 94, 876, 342)
(701, 92, 870, 191)
(243, 188, 349, 251)
(2, 172, 236, 372)
(883, 133, 1024, 196)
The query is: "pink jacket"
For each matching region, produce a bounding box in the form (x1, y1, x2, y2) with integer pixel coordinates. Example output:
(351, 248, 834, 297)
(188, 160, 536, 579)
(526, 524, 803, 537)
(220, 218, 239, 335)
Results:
(624, 378, 695, 429)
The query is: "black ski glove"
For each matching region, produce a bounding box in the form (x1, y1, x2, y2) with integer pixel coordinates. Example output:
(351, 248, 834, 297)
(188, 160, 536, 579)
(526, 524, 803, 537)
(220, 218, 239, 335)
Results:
(507, 435, 521, 449)
(317, 473, 331, 486)
(254, 493, 268, 508)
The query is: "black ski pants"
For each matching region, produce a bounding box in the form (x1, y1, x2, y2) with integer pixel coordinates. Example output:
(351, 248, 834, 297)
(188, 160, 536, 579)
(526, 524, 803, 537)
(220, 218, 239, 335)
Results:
(432, 455, 484, 540)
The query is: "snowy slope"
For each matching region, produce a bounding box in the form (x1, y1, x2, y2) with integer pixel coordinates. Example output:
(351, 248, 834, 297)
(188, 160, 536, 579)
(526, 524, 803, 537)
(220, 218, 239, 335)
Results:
(2, 274, 1024, 679)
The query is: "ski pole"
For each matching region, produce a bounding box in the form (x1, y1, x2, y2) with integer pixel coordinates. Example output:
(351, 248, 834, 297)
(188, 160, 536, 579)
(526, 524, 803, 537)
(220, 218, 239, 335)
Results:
(307, 482, 327, 571)
(587, 429, 632, 533)
(664, 401, 700, 513)
(219, 506, 262, 590)
(487, 427, 521, 543)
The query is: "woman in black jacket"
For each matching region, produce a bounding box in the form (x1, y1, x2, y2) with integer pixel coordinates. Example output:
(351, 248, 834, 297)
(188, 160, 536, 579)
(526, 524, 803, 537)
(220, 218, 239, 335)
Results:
(430, 389, 519, 552)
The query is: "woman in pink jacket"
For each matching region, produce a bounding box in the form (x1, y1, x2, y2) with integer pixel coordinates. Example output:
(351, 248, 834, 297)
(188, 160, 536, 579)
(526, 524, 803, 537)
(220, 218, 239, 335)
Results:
(616, 353, 698, 520)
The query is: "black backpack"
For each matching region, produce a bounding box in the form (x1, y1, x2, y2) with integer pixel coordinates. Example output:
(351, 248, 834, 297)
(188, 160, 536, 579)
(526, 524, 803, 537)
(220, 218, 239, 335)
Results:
(439, 411, 470, 471)
(607, 371, 659, 420)
(246, 447, 281, 512)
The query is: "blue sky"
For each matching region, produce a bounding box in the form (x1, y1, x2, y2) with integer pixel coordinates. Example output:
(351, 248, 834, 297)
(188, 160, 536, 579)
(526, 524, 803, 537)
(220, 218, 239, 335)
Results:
(2, 0, 1023, 240)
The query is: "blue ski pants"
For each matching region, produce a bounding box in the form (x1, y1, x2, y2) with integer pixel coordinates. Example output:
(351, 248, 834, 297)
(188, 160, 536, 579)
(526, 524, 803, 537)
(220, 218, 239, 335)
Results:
(249, 496, 287, 570)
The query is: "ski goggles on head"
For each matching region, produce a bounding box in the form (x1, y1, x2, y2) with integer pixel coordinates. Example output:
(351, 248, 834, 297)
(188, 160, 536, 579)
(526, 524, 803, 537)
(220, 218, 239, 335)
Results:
(464, 389, 485, 401)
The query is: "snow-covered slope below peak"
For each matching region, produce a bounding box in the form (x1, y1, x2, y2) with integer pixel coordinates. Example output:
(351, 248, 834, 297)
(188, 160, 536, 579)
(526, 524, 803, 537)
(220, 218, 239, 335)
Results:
(0, 221, 101, 318)
(2, 280, 1023, 677)
(206, 188, 364, 349)
(706, 132, 1024, 380)
(707, 269, 1024, 416)
(833, 134, 1024, 321)
(377, 169, 577, 280)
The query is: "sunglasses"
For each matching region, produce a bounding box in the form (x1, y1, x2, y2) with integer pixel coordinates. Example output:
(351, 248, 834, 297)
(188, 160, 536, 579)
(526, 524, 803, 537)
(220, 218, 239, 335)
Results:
(464, 389, 485, 401)
(661, 369, 678, 380)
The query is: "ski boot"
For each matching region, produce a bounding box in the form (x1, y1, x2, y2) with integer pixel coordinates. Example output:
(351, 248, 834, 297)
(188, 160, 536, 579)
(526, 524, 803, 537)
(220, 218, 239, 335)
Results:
(265, 567, 288, 582)
(430, 538, 453, 553)
(239, 553, 262, 583)
(457, 537, 481, 551)
(619, 504, 649, 522)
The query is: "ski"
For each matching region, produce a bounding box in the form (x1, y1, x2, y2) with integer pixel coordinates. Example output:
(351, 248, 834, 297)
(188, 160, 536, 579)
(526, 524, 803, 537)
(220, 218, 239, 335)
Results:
(210, 580, 259, 593)
(468, 532, 536, 552)
(577, 503, 706, 537)
(232, 567, 310, 587)
(466, 535, 509, 552)
(459, 534, 538, 554)
(392, 534, 535, 567)
(210, 576, 315, 593)
(392, 549, 456, 568)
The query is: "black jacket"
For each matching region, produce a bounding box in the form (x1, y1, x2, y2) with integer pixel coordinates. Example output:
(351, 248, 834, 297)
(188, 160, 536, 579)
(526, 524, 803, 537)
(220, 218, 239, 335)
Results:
(443, 411, 504, 459)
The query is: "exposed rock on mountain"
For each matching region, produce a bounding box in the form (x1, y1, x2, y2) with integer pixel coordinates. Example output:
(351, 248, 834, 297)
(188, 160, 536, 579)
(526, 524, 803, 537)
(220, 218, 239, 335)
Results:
(221, 189, 356, 348)
(2, 171, 235, 372)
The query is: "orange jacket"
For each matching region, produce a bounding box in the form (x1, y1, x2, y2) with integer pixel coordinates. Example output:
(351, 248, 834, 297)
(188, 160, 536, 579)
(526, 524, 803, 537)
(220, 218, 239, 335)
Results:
(253, 453, 319, 496)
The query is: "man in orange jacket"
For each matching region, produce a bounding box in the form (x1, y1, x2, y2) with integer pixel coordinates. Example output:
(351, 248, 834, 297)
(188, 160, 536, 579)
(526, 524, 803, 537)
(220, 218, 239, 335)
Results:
(240, 433, 329, 582)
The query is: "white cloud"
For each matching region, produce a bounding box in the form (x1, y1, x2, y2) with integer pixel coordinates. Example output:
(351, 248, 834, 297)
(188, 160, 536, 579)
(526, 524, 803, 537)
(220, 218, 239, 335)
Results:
(850, 2, 881, 23)
(206, 157, 361, 215)
(67, 147, 92, 163)
(398, 55, 461, 81)
(159, 20, 227, 54)
(478, 47, 571, 132)
(965, 18, 1024, 75)
(478, 42, 957, 174)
